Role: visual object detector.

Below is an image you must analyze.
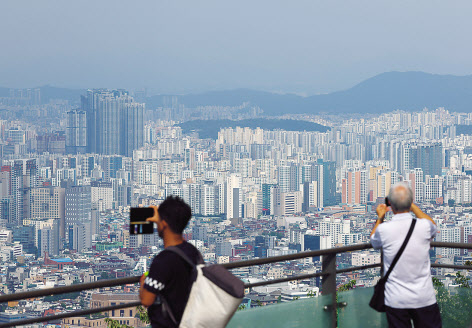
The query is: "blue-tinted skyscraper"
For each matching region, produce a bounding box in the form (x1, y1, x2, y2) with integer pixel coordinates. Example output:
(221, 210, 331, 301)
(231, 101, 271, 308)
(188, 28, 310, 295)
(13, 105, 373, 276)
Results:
(304, 234, 321, 261)
(66, 109, 87, 154)
(317, 159, 337, 206)
(82, 89, 144, 156)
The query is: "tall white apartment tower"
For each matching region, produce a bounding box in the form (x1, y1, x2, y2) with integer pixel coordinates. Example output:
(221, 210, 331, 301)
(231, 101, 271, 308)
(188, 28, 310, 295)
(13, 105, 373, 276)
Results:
(226, 175, 241, 219)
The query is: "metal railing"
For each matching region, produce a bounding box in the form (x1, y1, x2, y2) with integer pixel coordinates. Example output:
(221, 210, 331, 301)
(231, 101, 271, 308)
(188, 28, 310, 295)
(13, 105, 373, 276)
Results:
(0, 241, 471, 328)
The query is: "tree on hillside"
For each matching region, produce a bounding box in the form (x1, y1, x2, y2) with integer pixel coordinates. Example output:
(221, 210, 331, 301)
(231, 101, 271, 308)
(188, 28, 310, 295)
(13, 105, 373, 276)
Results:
(433, 274, 472, 327)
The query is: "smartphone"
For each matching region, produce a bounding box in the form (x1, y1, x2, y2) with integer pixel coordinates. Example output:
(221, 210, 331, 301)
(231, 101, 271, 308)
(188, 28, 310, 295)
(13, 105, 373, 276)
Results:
(130, 207, 155, 234)
(385, 197, 390, 207)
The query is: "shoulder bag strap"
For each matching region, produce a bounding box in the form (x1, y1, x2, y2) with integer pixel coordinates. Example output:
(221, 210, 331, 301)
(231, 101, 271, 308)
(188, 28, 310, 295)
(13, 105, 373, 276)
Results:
(160, 296, 178, 326)
(383, 219, 416, 281)
(165, 246, 196, 268)
(166, 245, 205, 265)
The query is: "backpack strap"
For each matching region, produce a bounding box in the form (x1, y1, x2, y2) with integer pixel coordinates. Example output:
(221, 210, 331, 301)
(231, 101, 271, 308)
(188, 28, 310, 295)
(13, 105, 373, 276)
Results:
(166, 245, 205, 266)
(383, 219, 416, 281)
(157, 245, 204, 326)
(160, 296, 178, 326)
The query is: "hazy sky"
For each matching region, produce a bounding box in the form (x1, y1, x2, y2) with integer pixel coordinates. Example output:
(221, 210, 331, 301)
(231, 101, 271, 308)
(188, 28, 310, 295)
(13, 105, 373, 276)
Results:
(1, 0, 471, 95)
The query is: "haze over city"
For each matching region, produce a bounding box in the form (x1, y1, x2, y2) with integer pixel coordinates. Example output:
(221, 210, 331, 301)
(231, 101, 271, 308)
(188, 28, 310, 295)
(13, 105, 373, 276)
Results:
(1, 0, 472, 94)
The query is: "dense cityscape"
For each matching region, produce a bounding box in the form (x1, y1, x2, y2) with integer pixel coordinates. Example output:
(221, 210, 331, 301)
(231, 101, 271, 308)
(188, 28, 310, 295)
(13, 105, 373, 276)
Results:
(0, 88, 470, 326)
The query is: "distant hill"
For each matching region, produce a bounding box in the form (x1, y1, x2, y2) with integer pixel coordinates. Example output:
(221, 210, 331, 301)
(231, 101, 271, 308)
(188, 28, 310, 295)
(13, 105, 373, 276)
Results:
(146, 72, 472, 114)
(178, 119, 329, 139)
(3, 72, 472, 113)
(146, 89, 307, 115)
(39, 86, 85, 104)
(0, 85, 84, 105)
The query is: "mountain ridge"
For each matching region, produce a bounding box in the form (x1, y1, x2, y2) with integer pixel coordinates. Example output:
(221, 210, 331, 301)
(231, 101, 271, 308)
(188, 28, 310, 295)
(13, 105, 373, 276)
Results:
(146, 71, 472, 114)
(2, 71, 472, 113)
(0, 85, 84, 104)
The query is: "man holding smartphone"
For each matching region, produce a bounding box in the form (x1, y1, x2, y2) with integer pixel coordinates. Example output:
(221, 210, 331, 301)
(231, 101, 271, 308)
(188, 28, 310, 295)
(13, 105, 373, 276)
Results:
(139, 196, 202, 328)
(370, 183, 441, 328)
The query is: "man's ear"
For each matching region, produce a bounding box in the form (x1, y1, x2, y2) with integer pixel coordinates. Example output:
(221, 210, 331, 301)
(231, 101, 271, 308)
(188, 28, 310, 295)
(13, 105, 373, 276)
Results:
(160, 218, 168, 230)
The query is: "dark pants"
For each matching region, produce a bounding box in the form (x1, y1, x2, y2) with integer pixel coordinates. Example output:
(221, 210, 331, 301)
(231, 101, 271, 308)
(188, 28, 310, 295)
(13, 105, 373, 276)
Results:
(385, 303, 442, 328)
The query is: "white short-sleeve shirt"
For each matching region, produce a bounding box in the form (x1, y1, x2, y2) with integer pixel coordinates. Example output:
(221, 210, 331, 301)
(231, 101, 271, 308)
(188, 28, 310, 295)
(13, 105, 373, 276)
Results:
(370, 212, 437, 309)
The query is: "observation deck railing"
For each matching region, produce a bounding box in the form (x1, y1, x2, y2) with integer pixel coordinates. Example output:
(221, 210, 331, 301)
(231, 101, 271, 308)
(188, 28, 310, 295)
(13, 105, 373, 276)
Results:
(0, 241, 471, 328)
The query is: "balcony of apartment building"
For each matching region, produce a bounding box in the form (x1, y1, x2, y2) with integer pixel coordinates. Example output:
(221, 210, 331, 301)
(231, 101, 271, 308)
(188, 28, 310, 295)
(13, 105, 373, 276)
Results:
(0, 241, 471, 328)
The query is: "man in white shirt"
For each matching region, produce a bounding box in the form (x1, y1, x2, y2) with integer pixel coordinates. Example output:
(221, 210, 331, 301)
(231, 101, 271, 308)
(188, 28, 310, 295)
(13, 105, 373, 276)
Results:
(370, 183, 442, 328)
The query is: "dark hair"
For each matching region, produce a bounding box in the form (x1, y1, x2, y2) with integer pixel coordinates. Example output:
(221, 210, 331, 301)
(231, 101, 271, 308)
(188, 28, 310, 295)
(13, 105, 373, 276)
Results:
(158, 196, 192, 234)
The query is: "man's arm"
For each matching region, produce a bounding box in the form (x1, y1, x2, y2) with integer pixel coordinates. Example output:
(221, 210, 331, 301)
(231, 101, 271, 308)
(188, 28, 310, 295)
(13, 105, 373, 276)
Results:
(139, 273, 157, 307)
(410, 203, 436, 226)
(370, 204, 387, 237)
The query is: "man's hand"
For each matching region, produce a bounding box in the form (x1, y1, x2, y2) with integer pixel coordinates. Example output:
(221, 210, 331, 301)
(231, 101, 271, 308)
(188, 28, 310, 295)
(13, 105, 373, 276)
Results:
(371, 204, 388, 237)
(376, 204, 388, 220)
(145, 205, 159, 224)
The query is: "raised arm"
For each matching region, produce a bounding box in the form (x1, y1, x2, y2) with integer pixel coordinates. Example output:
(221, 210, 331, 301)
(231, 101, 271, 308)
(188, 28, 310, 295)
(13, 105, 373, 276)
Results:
(370, 204, 387, 237)
(410, 203, 436, 226)
(139, 273, 157, 307)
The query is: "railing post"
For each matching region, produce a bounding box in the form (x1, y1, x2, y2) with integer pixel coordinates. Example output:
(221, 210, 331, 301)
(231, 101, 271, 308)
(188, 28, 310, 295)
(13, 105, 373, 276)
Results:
(322, 253, 337, 328)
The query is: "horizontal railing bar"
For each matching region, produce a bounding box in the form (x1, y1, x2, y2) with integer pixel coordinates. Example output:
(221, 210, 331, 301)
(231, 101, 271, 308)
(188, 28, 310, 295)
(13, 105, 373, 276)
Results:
(222, 243, 374, 269)
(0, 276, 140, 303)
(0, 301, 142, 328)
(245, 272, 326, 288)
(431, 241, 472, 249)
(0, 244, 373, 303)
(336, 263, 381, 274)
(432, 264, 472, 270)
(0, 242, 469, 306)
(246, 262, 384, 289)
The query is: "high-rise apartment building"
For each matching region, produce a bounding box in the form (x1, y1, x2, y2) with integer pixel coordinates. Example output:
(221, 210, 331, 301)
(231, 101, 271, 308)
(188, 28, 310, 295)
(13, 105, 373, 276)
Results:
(66, 109, 87, 154)
(317, 159, 337, 206)
(29, 187, 65, 238)
(226, 175, 241, 219)
(342, 168, 368, 204)
(277, 164, 299, 193)
(37, 222, 60, 257)
(406, 168, 425, 203)
(65, 185, 91, 229)
(424, 175, 443, 202)
(300, 160, 336, 208)
(91, 181, 113, 211)
(102, 156, 123, 180)
(274, 190, 302, 216)
(262, 183, 276, 215)
(82, 89, 144, 156)
(1, 159, 38, 228)
(402, 142, 443, 177)
(68, 223, 90, 252)
(201, 182, 219, 216)
(12, 225, 35, 254)
(302, 181, 318, 212)
(369, 168, 399, 201)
